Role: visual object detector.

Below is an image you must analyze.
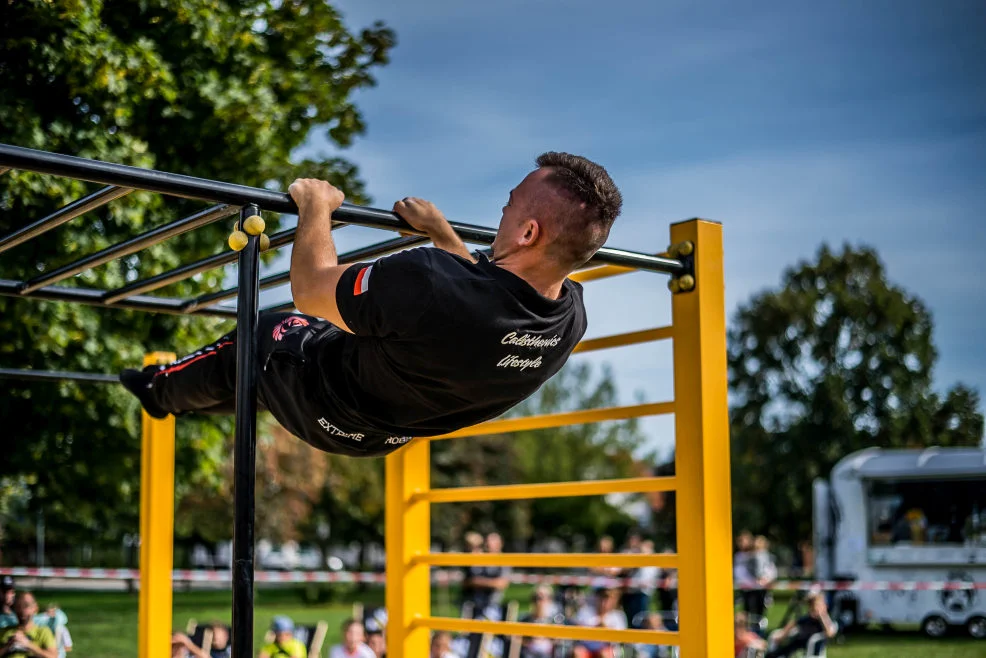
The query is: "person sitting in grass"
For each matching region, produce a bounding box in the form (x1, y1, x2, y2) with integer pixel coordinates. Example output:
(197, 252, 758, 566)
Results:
(328, 619, 374, 658)
(171, 632, 207, 658)
(259, 617, 307, 658)
(0, 592, 56, 658)
(765, 593, 836, 658)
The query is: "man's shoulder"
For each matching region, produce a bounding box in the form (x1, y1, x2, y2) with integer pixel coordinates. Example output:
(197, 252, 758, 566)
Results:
(31, 625, 55, 646)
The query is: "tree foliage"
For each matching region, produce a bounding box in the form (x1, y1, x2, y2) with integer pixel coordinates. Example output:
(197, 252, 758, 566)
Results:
(729, 244, 983, 547)
(0, 0, 394, 547)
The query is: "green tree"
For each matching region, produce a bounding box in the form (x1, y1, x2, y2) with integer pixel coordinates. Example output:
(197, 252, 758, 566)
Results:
(0, 0, 394, 550)
(728, 244, 983, 547)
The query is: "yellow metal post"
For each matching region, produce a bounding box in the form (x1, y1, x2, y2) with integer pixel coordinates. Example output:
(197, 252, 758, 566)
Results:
(385, 440, 431, 657)
(138, 352, 176, 658)
(670, 220, 732, 656)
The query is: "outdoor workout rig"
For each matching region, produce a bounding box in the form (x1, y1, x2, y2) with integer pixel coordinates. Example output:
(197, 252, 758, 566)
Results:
(0, 142, 732, 657)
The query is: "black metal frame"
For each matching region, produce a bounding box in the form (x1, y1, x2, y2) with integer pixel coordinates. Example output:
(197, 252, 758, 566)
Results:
(0, 143, 688, 658)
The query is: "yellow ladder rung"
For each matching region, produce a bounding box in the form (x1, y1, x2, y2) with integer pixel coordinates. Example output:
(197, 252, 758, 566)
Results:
(415, 476, 677, 504)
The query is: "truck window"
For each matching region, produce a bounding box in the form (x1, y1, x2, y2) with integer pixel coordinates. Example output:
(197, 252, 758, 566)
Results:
(866, 478, 986, 547)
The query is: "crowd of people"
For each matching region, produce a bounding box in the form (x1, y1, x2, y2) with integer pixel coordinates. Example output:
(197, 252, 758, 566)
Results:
(0, 577, 70, 658)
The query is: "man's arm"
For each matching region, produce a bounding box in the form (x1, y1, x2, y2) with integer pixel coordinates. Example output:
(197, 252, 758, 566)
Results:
(819, 609, 838, 638)
(393, 198, 476, 263)
(288, 178, 353, 331)
(16, 634, 56, 658)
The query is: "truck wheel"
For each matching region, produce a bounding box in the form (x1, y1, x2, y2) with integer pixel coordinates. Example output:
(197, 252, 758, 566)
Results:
(922, 615, 949, 638)
(968, 616, 986, 639)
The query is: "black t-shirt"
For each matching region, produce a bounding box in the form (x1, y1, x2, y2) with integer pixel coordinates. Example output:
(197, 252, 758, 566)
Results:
(793, 615, 825, 642)
(309, 248, 587, 455)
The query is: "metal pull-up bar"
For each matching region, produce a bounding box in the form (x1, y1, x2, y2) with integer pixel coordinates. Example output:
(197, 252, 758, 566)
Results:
(0, 142, 694, 658)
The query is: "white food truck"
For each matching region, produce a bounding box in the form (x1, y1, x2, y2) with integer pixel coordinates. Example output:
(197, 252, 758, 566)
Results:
(812, 447, 986, 639)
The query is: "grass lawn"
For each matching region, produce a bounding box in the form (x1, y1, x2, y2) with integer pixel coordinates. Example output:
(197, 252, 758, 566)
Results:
(22, 586, 984, 657)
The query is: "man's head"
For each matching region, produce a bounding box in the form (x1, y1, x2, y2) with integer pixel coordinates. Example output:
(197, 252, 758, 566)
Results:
(806, 593, 827, 617)
(492, 153, 622, 273)
(734, 612, 748, 634)
(13, 590, 38, 625)
(532, 585, 553, 615)
(210, 622, 230, 649)
(754, 535, 769, 551)
(271, 616, 295, 644)
(464, 531, 484, 552)
(430, 630, 452, 658)
(598, 536, 614, 553)
(594, 587, 619, 613)
(641, 539, 655, 554)
(1, 575, 14, 608)
(341, 618, 365, 650)
(485, 532, 503, 553)
(737, 531, 753, 551)
(626, 532, 642, 551)
(366, 630, 386, 657)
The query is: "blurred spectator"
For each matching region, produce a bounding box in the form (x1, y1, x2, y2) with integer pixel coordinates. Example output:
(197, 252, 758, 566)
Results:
(464, 533, 511, 618)
(623, 539, 659, 625)
(518, 585, 560, 658)
(459, 531, 485, 616)
(733, 612, 766, 657)
(171, 632, 207, 658)
(632, 613, 670, 658)
(765, 593, 836, 658)
(655, 547, 678, 615)
(260, 616, 307, 658)
(429, 631, 459, 658)
(748, 536, 777, 618)
(39, 604, 71, 658)
(572, 586, 627, 658)
(207, 622, 230, 658)
(590, 537, 621, 580)
(328, 619, 373, 658)
(733, 531, 755, 612)
(365, 630, 385, 658)
(0, 591, 56, 658)
(0, 576, 15, 625)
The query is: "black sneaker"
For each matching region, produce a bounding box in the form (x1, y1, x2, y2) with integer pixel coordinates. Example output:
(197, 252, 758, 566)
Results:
(120, 368, 170, 419)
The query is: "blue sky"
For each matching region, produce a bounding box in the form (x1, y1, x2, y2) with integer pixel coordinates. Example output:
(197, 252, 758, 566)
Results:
(268, 0, 985, 455)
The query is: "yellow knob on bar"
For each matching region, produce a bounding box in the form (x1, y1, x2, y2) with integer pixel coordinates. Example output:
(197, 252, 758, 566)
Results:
(243, 214, 265, 236)
(228, 230, 248, 252)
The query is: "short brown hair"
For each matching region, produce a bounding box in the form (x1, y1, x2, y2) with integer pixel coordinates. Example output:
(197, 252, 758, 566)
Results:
(535, 152, 623, 269)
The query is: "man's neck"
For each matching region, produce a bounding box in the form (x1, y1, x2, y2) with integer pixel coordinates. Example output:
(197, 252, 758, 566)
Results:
(19, 620, 34, 631)
(493, 257, 566, 300)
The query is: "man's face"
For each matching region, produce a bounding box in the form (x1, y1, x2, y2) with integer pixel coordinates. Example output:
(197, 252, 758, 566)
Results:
(809, 596, 826, 616)
(274, 631, 293, 645)
(14, 593, 37, 624)
(485, 533, 502, 553)
(212, 626, 229, 648)
(367, 633, 386, 657)
(492, 169, 550, 261)
(344, 623, 364, 649)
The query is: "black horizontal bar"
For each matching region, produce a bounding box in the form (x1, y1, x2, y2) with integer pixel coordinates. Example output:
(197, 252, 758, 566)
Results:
(101, 227, 298, 305)
(184, 234, 430, 311)
(20, 204, 240, 294)
(0, 143, 684, 274)
(0, 185, 133, 254)
(0, 368, 118, 384)
(0, 279, 235, 318)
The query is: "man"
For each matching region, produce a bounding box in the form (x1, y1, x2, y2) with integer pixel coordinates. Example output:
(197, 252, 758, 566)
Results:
(518, 585, 560, 658)
(171, 632, 207, 658)
(258, 617, 306, 658)
(121, 153, 622, 457)
(0, 591, 56, 658)
(364, 630, 385, 658)
(0, 577, 14, 627)
(327, 619, 374, 658)
(465, 533, 511, 616)
(623, 539, 659, 626)
(765, 593, 837, 658)
(572, 587, 627, 658)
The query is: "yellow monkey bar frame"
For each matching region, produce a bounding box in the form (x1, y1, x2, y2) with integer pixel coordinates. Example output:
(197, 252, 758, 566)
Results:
(385, 219, 732, 656)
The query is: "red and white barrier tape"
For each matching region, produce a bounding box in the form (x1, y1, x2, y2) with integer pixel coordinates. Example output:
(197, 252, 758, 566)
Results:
(1, 567, 983, 591)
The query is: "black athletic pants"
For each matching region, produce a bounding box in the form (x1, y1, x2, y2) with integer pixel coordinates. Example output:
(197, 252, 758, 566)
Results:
(148, 312, 333, 441)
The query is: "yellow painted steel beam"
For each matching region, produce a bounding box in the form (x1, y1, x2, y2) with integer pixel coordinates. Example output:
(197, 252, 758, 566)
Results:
(413, 552, 678, 569)
(572, 326, 673, 354)
(415, 617, 679, 645)
(568, 264, 635, 283)
(415, 475, 677, 504)
(385, 439, 432, 657)
(670, 219, 733, 657)
(138, 352, 176, 658)
(429, 401, 673, 440)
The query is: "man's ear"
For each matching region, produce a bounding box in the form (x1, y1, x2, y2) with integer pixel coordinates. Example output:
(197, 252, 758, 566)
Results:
(521, 219, 541, 246)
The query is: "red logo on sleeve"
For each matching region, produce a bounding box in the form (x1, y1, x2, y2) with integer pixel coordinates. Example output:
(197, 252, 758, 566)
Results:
(353, 265, 373, 296)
